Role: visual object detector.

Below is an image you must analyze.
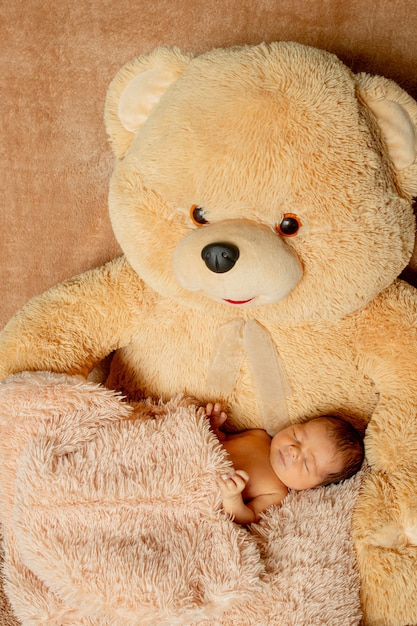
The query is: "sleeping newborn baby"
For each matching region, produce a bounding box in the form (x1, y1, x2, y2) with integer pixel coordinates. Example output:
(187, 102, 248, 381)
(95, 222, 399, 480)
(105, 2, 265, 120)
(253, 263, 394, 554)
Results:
(205, 402, 364, 524)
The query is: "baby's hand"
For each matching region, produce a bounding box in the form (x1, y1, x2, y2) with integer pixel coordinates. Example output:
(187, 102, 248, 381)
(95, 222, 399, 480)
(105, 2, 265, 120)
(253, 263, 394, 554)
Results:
(205, 402, 228, 440)
(219, 470, 249, 498)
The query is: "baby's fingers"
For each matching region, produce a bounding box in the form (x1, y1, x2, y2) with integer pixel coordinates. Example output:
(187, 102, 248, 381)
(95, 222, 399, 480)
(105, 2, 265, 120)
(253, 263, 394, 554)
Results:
(234, 469, 249, 483)
(220, 470, 249, 494)
(206, 402, 228, 433)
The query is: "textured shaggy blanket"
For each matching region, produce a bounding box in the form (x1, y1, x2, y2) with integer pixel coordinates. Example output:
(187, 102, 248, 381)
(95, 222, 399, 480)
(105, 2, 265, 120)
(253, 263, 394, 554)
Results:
(0, 372, 363, 625)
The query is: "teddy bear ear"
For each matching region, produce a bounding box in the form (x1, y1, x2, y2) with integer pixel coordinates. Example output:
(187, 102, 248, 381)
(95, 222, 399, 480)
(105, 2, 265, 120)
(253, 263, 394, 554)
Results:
(356, 72, 417, 197)
(105, 47, 193, 158)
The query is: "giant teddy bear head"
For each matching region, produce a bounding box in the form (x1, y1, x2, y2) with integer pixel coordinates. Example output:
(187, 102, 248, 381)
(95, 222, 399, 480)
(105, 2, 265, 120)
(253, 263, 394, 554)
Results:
(105, 42, 417, 323)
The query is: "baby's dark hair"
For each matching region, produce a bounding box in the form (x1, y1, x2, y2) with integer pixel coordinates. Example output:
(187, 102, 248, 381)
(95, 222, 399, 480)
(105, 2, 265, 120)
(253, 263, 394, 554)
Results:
(312, 416, 364, 486)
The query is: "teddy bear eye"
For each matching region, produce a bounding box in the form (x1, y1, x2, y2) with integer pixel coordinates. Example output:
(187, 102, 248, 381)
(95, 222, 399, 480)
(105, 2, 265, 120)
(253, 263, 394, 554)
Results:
(190, 205, 209, 226)
(276, 213, 302, 237)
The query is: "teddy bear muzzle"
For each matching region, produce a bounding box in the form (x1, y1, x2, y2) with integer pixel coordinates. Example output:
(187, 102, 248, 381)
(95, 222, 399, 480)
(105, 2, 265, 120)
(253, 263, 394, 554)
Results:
(172, 219, 303, 306)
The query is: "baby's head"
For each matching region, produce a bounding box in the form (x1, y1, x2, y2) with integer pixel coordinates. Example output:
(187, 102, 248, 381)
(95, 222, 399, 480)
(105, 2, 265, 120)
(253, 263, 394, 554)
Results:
(270, 415, 364, 491)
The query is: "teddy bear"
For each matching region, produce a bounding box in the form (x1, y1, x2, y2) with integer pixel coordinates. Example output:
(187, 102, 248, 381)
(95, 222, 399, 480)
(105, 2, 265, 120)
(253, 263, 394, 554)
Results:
(1, 41, 417, 624)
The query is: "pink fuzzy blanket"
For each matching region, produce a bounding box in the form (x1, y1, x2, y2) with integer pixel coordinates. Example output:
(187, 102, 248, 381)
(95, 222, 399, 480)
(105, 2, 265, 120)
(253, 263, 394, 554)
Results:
(0, 372, 363, 625)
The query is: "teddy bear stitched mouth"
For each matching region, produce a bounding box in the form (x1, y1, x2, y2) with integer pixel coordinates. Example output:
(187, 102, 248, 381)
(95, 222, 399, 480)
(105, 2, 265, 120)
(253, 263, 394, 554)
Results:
(223, 298, 255, 305)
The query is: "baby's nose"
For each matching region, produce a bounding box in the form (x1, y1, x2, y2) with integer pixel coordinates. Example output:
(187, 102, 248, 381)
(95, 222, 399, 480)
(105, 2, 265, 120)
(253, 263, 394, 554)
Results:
(289, 444, 299, 460)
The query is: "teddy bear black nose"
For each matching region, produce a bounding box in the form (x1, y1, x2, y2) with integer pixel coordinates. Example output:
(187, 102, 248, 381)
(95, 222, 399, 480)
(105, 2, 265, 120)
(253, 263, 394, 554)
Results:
(201, 242, 240, 273)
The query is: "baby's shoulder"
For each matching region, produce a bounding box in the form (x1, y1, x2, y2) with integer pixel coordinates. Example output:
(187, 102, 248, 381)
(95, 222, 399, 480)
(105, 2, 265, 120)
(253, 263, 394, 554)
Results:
(230, 428, 271, 442)
(224, 429, 271, 464)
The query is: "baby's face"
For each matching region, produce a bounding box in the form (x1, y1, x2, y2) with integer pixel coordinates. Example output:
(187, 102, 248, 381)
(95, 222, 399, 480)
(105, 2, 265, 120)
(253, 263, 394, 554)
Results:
(270, 419, 344, 490)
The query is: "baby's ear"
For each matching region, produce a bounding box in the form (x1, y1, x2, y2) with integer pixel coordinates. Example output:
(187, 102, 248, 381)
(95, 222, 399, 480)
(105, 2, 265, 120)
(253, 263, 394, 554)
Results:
(105, 47, 193, 159)
(356, 72, 417, 197)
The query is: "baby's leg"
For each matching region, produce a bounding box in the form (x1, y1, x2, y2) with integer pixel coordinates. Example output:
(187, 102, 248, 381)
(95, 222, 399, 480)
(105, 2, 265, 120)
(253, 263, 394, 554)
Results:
(205, 402, 228, 441)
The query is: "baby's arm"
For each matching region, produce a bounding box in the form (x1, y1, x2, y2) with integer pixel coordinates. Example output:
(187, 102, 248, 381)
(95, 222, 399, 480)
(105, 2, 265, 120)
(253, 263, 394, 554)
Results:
(206, 402, 287, 523)
(220, 471, 285, 525)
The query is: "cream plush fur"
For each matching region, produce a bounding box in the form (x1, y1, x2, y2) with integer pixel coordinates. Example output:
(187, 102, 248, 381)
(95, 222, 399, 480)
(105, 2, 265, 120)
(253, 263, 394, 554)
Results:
(0, 372, 363, 625)
(1, 41, 417, 624)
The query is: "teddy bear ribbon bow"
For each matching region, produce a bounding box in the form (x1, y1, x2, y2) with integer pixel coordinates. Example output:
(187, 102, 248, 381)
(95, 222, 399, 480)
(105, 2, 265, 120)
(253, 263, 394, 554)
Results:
(207, 319, 292, 434)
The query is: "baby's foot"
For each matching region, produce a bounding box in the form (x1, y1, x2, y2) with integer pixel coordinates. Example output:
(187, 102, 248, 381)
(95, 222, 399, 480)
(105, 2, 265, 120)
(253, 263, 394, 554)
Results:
(205, 402, 227, 440)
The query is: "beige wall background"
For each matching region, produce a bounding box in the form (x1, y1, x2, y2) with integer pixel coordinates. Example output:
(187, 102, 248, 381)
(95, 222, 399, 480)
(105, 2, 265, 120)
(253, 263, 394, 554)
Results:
(2, 0, 417, 329)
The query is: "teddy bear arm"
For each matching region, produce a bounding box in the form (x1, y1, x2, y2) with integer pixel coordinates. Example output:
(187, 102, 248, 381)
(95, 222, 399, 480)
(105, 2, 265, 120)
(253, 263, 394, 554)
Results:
(354, 282, 417, 472)
(352, 285, 417, 620)
(0, 257, 142, 379)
